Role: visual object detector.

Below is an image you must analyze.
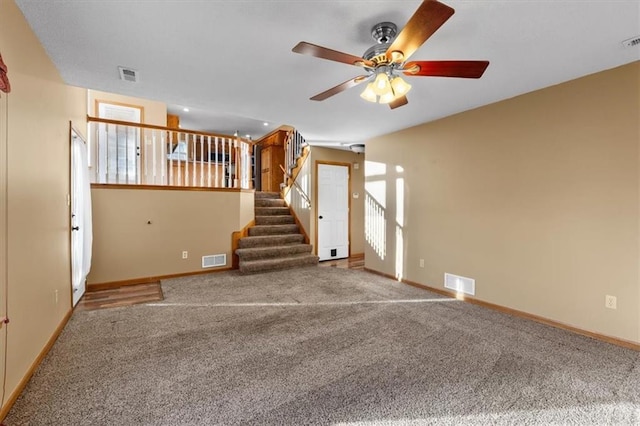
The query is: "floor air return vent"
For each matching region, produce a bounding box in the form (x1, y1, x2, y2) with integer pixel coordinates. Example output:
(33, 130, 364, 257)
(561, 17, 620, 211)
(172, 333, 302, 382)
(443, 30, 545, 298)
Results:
(202, 254, 226, 268)
(444, 273, 475, 296)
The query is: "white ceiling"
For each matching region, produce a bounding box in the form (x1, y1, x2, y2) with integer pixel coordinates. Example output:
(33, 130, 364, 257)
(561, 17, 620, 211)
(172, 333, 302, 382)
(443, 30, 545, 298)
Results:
(16, 0, 640, 146)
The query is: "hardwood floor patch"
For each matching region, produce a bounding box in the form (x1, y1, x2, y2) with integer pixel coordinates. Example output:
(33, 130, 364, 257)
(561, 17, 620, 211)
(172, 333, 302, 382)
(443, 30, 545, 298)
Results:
(319, 254, 364, 270)
(77, 282, 163, 311)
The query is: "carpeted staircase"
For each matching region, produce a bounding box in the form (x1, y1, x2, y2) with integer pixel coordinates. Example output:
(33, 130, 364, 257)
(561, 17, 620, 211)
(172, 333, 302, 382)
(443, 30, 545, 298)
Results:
(236, 192, 318, 274)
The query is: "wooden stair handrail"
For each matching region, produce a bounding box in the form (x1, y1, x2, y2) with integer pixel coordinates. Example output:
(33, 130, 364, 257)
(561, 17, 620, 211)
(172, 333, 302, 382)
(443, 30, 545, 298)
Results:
(87, 115, 254, 145)
(279, 164, 311, 206)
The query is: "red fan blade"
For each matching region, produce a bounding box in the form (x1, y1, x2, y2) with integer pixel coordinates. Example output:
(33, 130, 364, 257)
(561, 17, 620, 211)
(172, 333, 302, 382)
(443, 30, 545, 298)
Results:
(310, 76, 370, 101)
(403, 60, 490, 78)
(386, 0, 455, 63)
(389, 96, 408, 109)
(293, 42, 374, 68)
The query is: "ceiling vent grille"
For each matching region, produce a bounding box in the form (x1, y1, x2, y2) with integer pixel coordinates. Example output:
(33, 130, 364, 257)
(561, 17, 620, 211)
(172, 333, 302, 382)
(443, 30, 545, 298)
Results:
(622, 36, 640, 48)
(202, 254, 226, 268)
(118, 66, 138, 82)
(444, 273, 475, 296)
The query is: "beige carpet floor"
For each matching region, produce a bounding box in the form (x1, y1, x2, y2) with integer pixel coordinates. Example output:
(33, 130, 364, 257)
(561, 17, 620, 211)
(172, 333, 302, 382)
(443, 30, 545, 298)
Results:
(5, 267, 639, 425)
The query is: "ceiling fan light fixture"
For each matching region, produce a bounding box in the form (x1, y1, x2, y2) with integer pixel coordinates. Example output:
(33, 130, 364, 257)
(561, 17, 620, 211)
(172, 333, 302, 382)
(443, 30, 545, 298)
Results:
(372, 72, 391, 96)
(391, 76, 412, 96)
(378, 90, 396, 104)
(360, 83, 377, 103)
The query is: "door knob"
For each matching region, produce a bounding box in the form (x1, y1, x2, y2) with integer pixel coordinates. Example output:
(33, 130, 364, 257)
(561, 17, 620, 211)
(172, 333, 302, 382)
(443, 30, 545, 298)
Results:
(319, 216, 323, 219)
(72, 226, 80, 231)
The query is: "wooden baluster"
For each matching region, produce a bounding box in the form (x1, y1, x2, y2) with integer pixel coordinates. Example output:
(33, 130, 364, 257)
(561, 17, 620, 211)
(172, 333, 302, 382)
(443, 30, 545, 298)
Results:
(116, 126, 126, 183)
(221, 137, 226, 188)
(192, 133, 197, 187)
(215, 137, 219, 188)
(207, 136, 212, 188)
(104, 123, 110, 183)
(177, 132, 182, 186)
(136, 127, 142, 185)
(168, 131, 174, 186)
(234, 139, 238, 189)
(185, 133, 190, 186)
(160, 130, 166, 186)
(125, 125, 130, 184)
(233, 137, 238, 188)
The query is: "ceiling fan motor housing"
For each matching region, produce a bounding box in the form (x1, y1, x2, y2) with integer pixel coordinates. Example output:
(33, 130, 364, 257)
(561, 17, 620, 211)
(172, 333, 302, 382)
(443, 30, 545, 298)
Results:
(363, 43, 392, 62)
(371, 22, 397, 44)
(364, 22, 399, 65)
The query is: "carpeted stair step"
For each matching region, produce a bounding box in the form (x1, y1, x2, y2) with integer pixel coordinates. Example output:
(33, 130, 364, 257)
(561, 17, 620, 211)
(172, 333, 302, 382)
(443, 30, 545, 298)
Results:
(235, 244, 312, 261)
(255, 198, 287, 208)
(255, 215, 295, 225)
(255, 207, 291, 216)
(255, 191, 281, 199)
(235, 190, 317, 274)
(238, 234, 304, 249)
(249, 224, 299, 236)
(239, 253, 319, 274)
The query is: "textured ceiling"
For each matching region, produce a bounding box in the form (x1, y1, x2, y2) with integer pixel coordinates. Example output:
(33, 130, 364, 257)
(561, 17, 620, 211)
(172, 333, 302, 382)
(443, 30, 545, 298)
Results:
(15, 0, 640, 145)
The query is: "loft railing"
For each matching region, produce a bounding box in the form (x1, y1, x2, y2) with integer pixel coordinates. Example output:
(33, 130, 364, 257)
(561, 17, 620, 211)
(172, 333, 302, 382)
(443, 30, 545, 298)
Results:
(281, 130, 312, 242)
(280, 164, 311, 206)
(284, 128, 306, 179)
(87, 117, 254, 189)
(282, 129, 311, 203)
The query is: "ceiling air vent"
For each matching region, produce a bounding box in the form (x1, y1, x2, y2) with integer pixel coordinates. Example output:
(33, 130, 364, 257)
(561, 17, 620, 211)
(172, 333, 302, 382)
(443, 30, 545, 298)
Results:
(622, 36, 640, 48)
(118, 66, 138, 82)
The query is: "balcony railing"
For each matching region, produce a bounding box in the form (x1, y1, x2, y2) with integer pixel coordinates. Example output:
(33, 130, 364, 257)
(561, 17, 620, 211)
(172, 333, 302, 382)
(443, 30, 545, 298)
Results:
(87, 116, 254, 189)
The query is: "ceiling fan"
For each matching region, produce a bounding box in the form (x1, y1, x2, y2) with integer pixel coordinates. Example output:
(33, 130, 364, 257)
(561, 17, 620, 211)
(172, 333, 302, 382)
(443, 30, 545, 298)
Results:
(292, 0, 489, 109)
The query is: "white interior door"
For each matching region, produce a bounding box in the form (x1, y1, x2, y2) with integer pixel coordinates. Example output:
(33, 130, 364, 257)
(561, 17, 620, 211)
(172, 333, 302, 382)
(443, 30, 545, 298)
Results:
(317, 164, 349, 261)
(96, 102, 142, 184)
(71, 129, 93, 306)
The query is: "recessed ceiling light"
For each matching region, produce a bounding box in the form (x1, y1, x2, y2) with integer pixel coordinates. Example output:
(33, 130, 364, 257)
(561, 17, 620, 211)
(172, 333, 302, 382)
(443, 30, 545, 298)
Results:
(263, 122, 269, 126)
(183, 107, 189, 112)
(245, 134, 251, 138)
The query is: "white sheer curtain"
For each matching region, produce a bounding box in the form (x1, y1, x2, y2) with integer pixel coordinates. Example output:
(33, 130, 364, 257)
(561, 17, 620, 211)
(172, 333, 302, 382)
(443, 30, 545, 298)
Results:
(71, 132, 93, 306)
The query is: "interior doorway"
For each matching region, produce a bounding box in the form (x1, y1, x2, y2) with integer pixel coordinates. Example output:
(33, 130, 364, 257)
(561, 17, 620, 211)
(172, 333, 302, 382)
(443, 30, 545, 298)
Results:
(316, 162, 350, 261)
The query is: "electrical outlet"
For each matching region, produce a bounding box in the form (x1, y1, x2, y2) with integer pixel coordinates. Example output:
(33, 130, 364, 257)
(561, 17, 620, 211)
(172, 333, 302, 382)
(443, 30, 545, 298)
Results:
(54, 289, 59, 304)
(182, 251, 188, 259)
(605, 295, 617, 310)
(419, 259, 425, 268)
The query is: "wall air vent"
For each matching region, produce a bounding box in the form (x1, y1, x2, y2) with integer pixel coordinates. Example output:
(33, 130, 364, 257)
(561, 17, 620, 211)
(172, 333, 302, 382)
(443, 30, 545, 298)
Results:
(444, 273, 475, 296)
(118, 66, 139, 82)
(622, 36, 640, 48)
(202, 254, 226, 268)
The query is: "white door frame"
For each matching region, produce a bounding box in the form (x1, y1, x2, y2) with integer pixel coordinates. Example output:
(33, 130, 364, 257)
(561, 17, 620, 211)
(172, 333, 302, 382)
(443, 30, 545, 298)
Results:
(0, 93, 7, 327)
(314, 161, 351, 260)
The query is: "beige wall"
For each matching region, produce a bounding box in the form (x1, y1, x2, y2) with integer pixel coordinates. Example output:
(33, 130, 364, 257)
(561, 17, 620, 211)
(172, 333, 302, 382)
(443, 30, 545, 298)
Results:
(310, 147, 365, 255)
(366, 62, 640, 344)
(88, 188, 254, 284)
(88, 89, 167, 126)
(0, 0, 88, 410)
